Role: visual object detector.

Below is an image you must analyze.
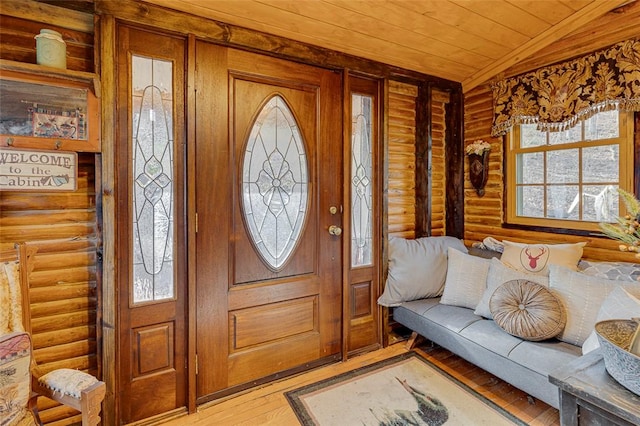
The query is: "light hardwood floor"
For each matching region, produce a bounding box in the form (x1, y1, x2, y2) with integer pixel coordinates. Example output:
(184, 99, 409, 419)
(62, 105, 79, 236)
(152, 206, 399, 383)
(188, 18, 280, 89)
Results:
(159, 342, 560, 425)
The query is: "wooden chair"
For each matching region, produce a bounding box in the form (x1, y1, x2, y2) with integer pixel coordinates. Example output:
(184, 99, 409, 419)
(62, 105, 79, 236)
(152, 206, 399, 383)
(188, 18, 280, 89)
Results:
(0, 243, 106, 425)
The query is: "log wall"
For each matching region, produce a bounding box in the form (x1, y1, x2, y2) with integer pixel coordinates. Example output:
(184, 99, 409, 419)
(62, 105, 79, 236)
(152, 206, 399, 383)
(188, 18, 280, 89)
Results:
(430, 89, 449, 237)
(0, 4, 98, 425)
(387, 82, 450, 239)
(387, 81, 417, 239)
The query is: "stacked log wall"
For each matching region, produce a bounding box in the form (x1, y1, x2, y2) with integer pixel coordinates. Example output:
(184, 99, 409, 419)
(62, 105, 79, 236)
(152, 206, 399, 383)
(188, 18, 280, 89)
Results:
(0, 5, 98, 425)
(430, 89, 449, 237)
(387, 81, 417, 239)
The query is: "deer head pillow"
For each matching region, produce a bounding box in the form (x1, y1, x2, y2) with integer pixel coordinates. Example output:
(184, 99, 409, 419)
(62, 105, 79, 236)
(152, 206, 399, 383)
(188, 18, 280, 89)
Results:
(500, 240, 585, 275)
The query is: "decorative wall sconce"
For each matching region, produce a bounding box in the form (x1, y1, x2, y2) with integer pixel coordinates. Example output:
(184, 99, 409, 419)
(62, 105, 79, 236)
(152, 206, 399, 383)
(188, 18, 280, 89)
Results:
(465, 140, 491, 197)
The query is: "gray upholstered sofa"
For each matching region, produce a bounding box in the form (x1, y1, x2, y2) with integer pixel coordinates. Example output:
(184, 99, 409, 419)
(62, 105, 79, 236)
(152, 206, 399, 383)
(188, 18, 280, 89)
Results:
(383, 240, 640, 410)
(393, 297, 580, 408)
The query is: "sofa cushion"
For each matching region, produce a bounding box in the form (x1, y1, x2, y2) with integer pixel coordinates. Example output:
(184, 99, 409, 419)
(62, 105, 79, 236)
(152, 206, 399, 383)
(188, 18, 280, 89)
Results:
(549, 264, 640, 346)
(500, 240, 585, 275)
(377, 236, 467, 307)
(490, 280, 565, 341)
(458, 319, 524, 358)
(423, 302, 483, 333)
(508, 339, 582, 377)
(440, 247, 491, 309)
(474, 258, 549, 319)
(582, 286, 640, 354)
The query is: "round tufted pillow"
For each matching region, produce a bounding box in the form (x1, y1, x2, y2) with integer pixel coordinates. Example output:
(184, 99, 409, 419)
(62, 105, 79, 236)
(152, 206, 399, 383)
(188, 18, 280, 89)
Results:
(490, 279, 565, 341)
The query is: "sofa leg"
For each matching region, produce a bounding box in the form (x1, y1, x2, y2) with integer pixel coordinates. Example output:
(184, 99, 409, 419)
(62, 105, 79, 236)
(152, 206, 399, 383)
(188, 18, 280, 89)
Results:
(406, 331, 423, 350)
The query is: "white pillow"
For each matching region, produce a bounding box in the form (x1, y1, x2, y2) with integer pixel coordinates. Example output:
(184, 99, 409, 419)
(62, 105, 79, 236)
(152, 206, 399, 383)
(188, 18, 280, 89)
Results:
(582, 287, 640, 354)
(500, 240, 585, 275)
(377, 236, 467, 307)
(474, 258, 549, 319)
(440, 248, 491, 309)
(549, 264, 640, 346)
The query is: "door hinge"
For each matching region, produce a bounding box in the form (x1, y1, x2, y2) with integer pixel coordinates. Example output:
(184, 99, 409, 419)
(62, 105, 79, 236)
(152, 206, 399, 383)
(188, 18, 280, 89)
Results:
(195, 354, 199, 375)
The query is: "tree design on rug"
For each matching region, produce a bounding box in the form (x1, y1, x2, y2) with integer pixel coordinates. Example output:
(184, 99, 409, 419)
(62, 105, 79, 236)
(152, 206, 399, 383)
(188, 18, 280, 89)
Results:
(374, 377, 449, 426)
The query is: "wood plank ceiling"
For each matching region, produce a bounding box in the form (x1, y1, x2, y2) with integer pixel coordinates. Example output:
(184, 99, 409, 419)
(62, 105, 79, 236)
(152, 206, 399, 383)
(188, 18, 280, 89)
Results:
(141, 0, 634, 91)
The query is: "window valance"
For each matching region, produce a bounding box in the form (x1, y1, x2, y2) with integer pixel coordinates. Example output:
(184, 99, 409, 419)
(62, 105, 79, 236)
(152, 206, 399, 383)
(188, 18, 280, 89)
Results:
(491, 38, 640, 137)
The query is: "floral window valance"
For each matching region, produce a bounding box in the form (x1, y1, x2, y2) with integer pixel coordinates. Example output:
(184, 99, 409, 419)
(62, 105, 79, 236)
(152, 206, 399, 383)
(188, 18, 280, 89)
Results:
(491, 38, 640, 137)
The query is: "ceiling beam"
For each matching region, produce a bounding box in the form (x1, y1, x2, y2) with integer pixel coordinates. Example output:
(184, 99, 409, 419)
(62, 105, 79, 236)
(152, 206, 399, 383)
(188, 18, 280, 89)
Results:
(461, 0, 631, 92)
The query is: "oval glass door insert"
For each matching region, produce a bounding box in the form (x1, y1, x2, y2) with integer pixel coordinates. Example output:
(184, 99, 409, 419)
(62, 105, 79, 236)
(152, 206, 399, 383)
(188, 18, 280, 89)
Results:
(242, 95, 309, 270)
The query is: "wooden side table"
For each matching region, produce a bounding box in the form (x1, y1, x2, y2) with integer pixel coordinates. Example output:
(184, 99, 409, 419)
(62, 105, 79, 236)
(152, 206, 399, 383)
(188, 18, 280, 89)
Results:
(549, 350, 640, 426)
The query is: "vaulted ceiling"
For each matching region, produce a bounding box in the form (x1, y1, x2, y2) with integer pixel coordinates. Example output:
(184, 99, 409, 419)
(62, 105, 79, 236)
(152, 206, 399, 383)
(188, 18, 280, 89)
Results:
(141, 0, 637, 91)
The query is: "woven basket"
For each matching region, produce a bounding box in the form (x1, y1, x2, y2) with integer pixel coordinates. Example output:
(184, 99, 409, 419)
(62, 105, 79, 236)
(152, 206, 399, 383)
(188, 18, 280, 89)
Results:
(595, 320, 640, 396)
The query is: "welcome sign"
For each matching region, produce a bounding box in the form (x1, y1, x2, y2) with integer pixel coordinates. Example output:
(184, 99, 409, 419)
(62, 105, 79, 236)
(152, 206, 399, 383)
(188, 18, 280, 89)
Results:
(0, 147, 77, 191)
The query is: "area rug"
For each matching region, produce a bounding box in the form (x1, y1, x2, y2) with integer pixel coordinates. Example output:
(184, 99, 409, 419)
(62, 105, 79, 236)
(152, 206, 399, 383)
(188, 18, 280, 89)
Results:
(285, 351, 526, 426)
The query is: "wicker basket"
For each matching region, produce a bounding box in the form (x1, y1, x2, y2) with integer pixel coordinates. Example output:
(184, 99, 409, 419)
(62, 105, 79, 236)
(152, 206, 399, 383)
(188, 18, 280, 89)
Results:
(595, 320, 640, 396)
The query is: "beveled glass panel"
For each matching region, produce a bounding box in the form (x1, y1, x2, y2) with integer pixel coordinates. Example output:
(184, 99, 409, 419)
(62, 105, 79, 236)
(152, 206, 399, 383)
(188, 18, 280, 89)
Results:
(131, 55, 175, 303)
(351, 94, 373, 267)
(242, 95, 308, 270)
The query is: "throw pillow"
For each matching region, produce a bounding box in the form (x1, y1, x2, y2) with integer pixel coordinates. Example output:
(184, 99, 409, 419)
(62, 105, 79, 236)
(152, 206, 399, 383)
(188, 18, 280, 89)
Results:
(582, 286, 640, 354)
(377, 236, 467, 307)
(549, 264, 640, 346)
(474, 258, 549, 319)
(578, 259, 640, 282)
(490, 279, 565, 341)
(500, 240, 585, 275)
(440, 247, 491, 309)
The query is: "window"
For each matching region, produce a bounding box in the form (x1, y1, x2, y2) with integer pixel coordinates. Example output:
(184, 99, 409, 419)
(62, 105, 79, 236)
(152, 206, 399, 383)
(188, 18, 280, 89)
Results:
(506, 110, 633, 231)
(131, 55, 176, 303)
(351, 93, 373, 267)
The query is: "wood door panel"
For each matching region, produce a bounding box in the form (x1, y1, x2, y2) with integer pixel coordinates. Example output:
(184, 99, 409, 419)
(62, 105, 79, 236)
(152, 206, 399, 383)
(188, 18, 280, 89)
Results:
(228, 277, 319, 311)
(227, 333, 321, 387)
(129, 370, 177, 421)
(132, 322, 174, 376)
(230, 296, 317, 350)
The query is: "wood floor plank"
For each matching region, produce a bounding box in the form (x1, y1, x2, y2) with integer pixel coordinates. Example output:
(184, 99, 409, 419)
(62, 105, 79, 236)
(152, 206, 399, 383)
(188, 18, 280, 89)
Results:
(162, 342, 559, 425)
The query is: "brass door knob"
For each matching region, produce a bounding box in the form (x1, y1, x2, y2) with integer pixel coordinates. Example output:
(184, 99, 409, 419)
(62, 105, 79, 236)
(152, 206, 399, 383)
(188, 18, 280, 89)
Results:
(328, 225, 342, 236)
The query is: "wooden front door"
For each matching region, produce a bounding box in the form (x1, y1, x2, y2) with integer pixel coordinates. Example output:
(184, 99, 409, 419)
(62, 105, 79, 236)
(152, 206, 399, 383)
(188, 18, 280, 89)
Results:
(194, 42, 343, 400)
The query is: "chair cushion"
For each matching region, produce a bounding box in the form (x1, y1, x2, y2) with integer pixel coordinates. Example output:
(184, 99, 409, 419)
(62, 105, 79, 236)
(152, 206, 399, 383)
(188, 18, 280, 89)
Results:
(38, 368, 99, 399)
(0, 332, 34, 425)
(490, 279, 565, 341)
(1, 260, 25, 334)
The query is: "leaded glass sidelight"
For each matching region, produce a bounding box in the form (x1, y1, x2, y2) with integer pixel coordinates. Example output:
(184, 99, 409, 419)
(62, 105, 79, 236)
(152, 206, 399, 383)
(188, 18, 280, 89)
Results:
(351, 94, 373, 267)
(131, 55, 175, 303)
(242, 95, 308, 271)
